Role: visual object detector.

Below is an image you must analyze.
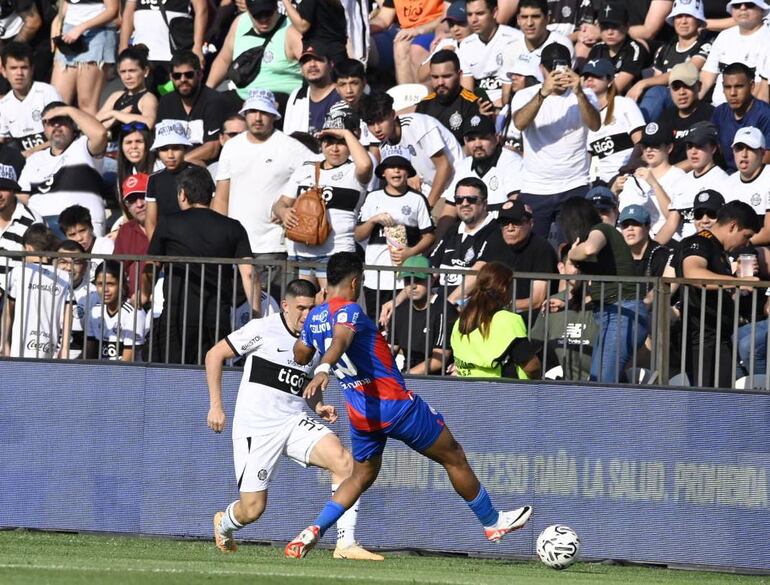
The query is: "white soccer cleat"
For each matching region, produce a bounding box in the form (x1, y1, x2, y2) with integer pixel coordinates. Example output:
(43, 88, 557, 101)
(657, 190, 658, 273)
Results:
(285, 525, 320, 559)
(333, 542, 385, 561)
(213, 511, 237, 553)
(484, 506, 533, 543)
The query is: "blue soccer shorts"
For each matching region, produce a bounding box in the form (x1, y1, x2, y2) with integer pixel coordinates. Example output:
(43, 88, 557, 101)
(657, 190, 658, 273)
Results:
(349, 394, 445, 462)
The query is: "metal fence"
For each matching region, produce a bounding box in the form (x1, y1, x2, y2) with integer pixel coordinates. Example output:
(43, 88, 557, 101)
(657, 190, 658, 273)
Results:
(0, 251, 768, 391)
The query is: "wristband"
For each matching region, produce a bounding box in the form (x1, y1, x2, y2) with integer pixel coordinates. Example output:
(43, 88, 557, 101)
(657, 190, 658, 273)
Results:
(538, 89, 548, 99)
(315, 363, 331, 376)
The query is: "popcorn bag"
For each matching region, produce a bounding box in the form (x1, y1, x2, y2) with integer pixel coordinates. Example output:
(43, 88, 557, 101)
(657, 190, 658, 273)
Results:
(385, 225, 407, 253)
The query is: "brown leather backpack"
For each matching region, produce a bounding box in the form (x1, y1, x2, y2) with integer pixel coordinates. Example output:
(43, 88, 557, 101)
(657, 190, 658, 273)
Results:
(285, 163, 331, 246)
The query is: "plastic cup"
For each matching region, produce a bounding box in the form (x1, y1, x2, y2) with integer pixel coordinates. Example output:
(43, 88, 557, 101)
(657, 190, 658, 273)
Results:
(738, 254, 756, 278)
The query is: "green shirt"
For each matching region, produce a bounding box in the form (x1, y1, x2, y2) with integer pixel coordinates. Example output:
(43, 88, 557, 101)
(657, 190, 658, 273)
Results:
(451, 310, 530, 379)
(577, 222, 638, 305)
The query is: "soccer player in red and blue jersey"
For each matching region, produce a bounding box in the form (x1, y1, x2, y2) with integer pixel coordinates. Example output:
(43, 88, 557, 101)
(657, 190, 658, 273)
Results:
(285, 251, 532, 559)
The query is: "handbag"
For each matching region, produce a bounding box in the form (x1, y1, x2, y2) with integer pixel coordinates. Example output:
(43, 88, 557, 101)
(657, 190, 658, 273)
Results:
(157, 2, 195, 52)
(53, 35, 89, 57)
(285, 163, 331, 247)
(227, 15, 285, 88)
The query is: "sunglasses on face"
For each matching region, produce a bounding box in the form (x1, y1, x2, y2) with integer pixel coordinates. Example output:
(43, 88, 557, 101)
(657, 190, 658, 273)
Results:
(171, 70, 197, 80)
(456, 195, 482, 205)
(223, 131, 241, 138)
(693, 209, 717, 220)
(124, 194, 145, 205)
(122, 122, 148, 132)
(497, 218, 527, 227)
(43, 116, 71, 127)
(620, 221, 643, 229)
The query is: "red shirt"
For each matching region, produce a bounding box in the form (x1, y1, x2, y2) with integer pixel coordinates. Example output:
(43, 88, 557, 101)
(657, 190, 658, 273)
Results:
(113, 220, 149, 295)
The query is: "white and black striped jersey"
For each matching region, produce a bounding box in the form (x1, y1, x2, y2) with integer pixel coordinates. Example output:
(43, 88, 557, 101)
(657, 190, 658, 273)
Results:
(226, 312, 319, 438)
(67, 277, 100, 359)
(358, 187, 434, 290)
(286, 159, 368, 257)
(382, 113, 465, 190)
(669, 165, 729, 239)
(587, 96, 645, 183)
(0, 82, 62, 152)
(19, 135, 107, 236)
(457, 24, 523, 104)
(0, 200, 42, 285)
(86, 301, 146, 361)
(442, 147, 523, 212)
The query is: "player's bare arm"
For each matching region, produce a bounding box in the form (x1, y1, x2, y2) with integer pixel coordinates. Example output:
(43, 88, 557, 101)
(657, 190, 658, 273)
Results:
(293, 337, 316, 365)
(205, 339, 236, 433)
(302, 325, 355, 400)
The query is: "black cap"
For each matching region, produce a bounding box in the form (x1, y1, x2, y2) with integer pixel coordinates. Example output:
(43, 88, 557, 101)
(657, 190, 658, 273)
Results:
(462, 114, 496, 138)
(497, 199, 532, 223)
(246, 0, 277, 17)
(599, 1, 629, 26)
(322, 104, 361, 132)
(640, 121, 673, 146)
(0, 162, 20, 192)
(585, 186, 618, 210)
(684, 121, 719, 146)
(540, 43, 572, 71)
(692, 189, 725, 212)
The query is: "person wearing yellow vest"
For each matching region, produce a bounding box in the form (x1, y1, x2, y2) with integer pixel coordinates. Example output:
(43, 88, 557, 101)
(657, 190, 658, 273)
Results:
(450, 261, 541, 379)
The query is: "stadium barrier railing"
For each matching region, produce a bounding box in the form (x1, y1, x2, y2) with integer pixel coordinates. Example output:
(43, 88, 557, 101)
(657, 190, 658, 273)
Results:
(0, 251, 768, 391)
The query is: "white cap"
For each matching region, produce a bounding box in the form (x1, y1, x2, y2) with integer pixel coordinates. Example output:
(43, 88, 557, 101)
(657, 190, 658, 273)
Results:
(666, 0, 707, 26)
(509, 55, 544, 82)
(151, 120, 192, 151)
(732, 126, 766, 150)
(727, 0, 770, 16)
(239, 88, 282, 119)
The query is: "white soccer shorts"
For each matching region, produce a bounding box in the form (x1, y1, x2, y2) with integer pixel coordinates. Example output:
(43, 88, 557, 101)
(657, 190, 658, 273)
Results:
(233, 413, 332, 493)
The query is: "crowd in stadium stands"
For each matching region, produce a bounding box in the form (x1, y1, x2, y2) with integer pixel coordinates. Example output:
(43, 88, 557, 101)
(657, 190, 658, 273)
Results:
(0, 0, 769, 389)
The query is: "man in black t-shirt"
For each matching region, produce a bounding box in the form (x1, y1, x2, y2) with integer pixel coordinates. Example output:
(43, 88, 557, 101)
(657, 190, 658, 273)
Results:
(157, 51, 230, 166)
(586, 3, 650, 94)
(416, 50, 485, 145)
(656, 62, 714, 168)
(388, 255, 457, 375)
(675, 200, 761, 388)
(145, 166, 256, 365)
(619, 204, 671, 295)
(497, 199, 558, 318)
(430, 176, 513, 306)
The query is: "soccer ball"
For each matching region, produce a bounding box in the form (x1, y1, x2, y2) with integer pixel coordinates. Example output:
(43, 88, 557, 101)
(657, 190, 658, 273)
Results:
(536, 524, 580, 570)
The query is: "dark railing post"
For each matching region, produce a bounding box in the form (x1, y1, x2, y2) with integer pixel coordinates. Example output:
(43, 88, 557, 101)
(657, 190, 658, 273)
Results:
(655, 277, 671, 386)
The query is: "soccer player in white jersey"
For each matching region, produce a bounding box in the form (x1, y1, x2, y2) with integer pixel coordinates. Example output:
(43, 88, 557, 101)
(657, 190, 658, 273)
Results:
(361, 91, 464, 208)
(206, 279, 383, 561)
(722, 126, 770, 245)
(0, 42, 63, 157)
(457, 0, 522, 106)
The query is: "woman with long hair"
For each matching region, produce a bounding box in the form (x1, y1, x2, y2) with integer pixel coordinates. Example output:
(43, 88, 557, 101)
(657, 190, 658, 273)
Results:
(97, 46, 158, 148)
(582, 58, 645, 184)
(560, 196, 649, 384)
(450, 262, 541, 379)
(116, 123, 156, 189)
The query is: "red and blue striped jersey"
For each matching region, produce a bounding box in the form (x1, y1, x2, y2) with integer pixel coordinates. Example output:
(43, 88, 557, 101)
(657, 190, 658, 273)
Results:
(300, 297, 414, 431)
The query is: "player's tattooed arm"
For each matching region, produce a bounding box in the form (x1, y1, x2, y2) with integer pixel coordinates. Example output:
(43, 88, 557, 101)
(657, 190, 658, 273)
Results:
(204, 339, 237, 433)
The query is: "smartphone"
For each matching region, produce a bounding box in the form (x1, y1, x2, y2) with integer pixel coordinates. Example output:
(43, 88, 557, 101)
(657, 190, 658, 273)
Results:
(552, 59, 569, 73)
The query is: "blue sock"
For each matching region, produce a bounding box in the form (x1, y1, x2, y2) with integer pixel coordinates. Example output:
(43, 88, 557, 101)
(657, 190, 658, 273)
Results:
(313, 501, 346, 537)
(467, 486, 499, 527)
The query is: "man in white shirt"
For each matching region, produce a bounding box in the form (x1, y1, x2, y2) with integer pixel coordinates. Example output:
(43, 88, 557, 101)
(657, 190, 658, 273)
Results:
(361, 91, 464, 208)
(18, 102, 108, 236)
(457, 0, 523, 106)
(213, 89, 314, 285)
(511, 42, 600, 239)
(0, 42, 63, 157)
(699, 0, 770, 106)
(498, 0, 574, 107)
(722, 126, 770, 246)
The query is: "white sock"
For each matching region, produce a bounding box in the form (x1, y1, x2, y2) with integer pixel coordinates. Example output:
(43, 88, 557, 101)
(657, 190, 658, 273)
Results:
(332, 483, 359, 547)
(219, 501, 244, 534)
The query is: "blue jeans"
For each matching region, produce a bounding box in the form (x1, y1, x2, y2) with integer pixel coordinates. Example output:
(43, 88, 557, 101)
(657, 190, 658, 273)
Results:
(518, 185, 590, 241)
(591, 300, 650, 383)
(737, 319, 769, 376)
(639, 86, 673, 123)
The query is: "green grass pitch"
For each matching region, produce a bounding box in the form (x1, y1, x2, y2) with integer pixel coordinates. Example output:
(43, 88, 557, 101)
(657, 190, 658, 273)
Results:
(1, 531, 768, 585)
